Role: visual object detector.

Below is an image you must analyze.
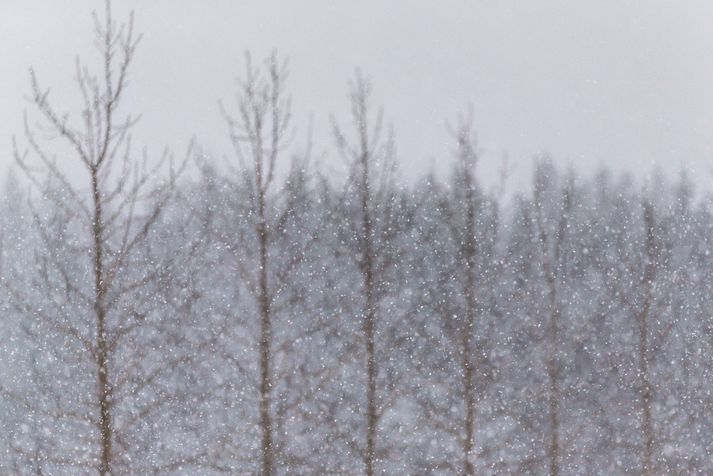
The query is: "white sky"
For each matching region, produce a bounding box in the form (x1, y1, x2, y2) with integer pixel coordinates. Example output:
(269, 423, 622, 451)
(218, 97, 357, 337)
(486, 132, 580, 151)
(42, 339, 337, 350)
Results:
(3, 0, 713, 193)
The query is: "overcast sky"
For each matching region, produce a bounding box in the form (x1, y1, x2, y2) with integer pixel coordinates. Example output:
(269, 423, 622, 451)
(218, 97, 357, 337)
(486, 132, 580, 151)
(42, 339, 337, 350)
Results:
(3, 0, 713, 192)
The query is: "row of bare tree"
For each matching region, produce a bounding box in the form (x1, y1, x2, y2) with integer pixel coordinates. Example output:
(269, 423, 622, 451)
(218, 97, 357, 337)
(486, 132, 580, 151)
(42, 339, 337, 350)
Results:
(1, 4, 711, 475)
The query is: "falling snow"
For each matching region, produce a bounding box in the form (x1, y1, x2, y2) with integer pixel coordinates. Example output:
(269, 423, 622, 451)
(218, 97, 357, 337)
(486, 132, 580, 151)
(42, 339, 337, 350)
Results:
(0, 2, 711, 476)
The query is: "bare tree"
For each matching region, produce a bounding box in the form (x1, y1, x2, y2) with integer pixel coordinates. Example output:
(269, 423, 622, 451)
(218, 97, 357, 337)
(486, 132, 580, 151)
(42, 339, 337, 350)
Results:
(4, 2, 195, 474)
(331, 73, 398, 476)
(637, 198, 658, 476)
(218, 51, 297, 475)
(532, 162, 572, 476)
(450, 114, 481, 475)
(419, 114, 497, 473)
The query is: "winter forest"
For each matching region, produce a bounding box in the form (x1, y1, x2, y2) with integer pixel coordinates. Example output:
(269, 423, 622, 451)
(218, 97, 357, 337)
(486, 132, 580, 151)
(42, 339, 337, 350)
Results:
(1, 3, 712, 476)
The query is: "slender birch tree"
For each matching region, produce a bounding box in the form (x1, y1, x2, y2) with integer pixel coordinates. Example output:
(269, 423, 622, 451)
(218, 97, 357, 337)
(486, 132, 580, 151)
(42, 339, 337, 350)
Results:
(331, 73, 399, 476)
(3, 2, 197, 473)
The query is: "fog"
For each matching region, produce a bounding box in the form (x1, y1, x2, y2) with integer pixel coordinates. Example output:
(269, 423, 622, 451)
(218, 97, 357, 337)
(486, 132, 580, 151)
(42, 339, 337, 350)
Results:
(3, 2, 713, 475)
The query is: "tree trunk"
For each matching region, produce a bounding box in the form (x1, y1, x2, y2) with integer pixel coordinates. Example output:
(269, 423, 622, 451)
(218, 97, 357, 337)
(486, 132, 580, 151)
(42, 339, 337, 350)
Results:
(258, 186, 274, 476)
(461, 169, 478, 476)
(360, 152, 378, 476)
(638, 297, 653, 476)
(545, 272, 560, 476)
(639, 200, 656, 476)
(462, 333, 476, 476)
(534, 175, 569, 476)
(91, 169, 113, 476)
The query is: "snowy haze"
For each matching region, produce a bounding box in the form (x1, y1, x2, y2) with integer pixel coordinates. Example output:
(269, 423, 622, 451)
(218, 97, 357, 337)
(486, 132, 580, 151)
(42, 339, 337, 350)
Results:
(4, 2, 713, 474)
(3, 0, 713, 189)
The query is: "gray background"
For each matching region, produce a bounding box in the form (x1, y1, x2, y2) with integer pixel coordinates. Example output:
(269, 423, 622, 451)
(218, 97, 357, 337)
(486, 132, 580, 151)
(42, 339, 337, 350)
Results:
(2, 0, 713, 192)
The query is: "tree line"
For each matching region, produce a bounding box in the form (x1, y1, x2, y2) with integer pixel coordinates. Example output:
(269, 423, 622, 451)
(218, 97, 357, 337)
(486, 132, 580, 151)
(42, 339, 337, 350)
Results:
(1, 4, 711, 475)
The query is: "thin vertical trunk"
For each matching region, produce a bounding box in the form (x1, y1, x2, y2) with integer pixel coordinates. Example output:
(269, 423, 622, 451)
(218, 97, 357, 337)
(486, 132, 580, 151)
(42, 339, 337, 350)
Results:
(461, 169, 477, 476)
(535, 179, 569, 476)
(638, 298, 653, 476)
(257, 173, 274, 476)
(360, 151, 378, 476)
(91, 169, 112, 476)
(461, 331, 476, 476)
(545, 269, 560, 476)
(639, 200, 656, 476)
